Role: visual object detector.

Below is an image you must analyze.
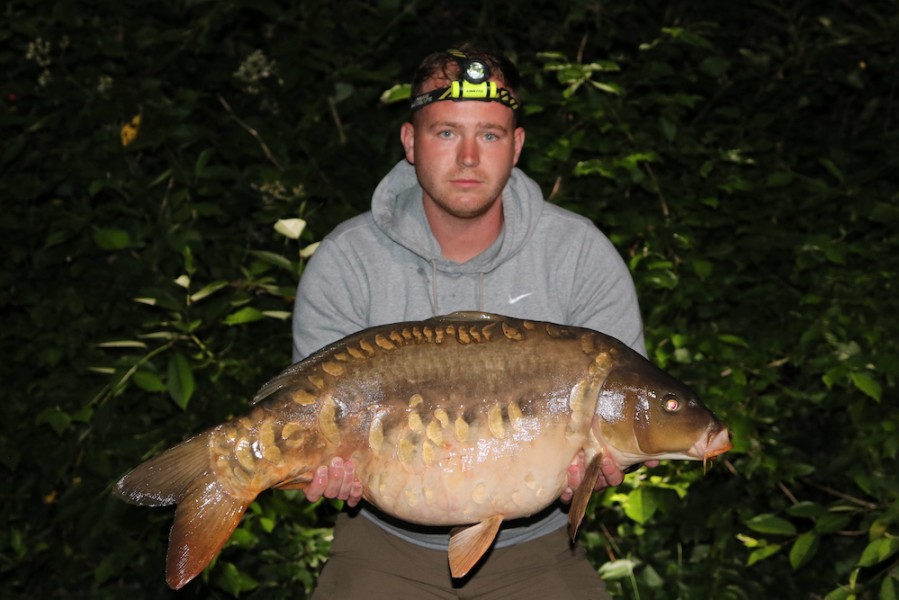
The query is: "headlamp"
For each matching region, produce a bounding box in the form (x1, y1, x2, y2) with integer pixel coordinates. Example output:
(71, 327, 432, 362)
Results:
(461, 58, 488, 84)
(410, 49, 520, 113)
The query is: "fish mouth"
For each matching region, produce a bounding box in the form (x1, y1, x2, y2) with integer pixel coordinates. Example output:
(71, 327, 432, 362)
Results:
(695, 427, 733, 472)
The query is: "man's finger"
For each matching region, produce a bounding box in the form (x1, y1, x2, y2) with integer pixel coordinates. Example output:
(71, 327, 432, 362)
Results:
(340, 459, 356, 498)
(304, 465, 329, 502)
(324, 457, 345, 497)
(599, 456, 624, 487)
(347, 481, 364, 508)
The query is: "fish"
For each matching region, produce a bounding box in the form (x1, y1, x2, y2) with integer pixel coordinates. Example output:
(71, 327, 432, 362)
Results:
(114, 311, 731, 589)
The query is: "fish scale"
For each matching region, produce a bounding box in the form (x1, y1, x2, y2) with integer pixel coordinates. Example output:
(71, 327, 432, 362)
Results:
(114, 311, 731, 589)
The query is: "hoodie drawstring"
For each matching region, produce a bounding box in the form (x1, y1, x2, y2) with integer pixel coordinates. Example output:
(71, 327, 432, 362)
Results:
(478, 272, 485, 311)
(429, 260, 488, 316)
(430, 259, 440, 315)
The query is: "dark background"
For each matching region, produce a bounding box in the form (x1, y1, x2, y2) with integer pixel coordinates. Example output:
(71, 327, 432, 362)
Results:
(2, 1, 897, 597)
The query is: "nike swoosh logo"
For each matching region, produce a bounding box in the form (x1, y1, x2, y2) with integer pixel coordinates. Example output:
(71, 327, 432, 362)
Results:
(508, 292, 533, 304)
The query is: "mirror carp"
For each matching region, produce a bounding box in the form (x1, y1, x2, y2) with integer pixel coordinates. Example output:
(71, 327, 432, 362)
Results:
(115, 311, 731, 589)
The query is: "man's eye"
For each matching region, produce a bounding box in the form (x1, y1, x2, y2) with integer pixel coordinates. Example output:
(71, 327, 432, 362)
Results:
(438, 130, 453, 138)
(483, 132, 498, 142)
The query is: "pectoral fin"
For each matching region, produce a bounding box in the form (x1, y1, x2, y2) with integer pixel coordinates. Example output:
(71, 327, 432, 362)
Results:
(568, 452, 604, 539)
(448, 515, 503, 578)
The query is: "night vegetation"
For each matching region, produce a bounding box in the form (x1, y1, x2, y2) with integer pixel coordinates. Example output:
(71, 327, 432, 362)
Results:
(2, 1, 897, 597)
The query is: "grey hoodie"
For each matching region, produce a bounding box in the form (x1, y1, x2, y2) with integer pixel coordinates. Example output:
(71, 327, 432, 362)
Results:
(291, 159, 645, 550)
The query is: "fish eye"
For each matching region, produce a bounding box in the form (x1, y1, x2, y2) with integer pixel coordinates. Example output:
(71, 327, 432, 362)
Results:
(663, 394, 680, 412)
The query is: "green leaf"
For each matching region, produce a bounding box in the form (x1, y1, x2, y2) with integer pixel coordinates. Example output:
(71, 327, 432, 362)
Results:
(259, 516, 276, 533)
(639, 563, 663, 589)
(858, 537, 899, 568)
(662, 27, 714, 49)
(249, 250, 295, 272)
(766, 171, 795, 187)
(92, 227, 131, 250)
(379, 83, 411, 104)
(35, 408, 71, 436)
(692, 258, 713, 279)
(537, 51, 568, 61)
(227, 528, 257, 547)
(824, 586, 855, 600)
(189, 280, 229, 303)
(718, 334, 749, 348)
(166, 353, 195, 410)
(624, 487, 659, 524)
(261, 310, 291, 320)
(700, 56, 731, 77)
(659, 116, 678, 142)
(132, 370, 166, 393)
(883, 576, 897, 600)
(70, 405, 94, 423)
(815, 514, 852, 534)
(589, 80, 624, 95)
(823, 366, 847, 389)
(645, 270, 679, 290)
(214, 561, 259, 596)
(747, 544, 782, 566)
(745, 514, 797, 536)
(223, 306, 264, 326)
(789, 531, 819, 570)
(88, 179, 115, 196)
(96, 340, 148, 348)
(850, 371, 882, 402)
(93, 546, 136, 585)
(598, 558, 638, 580)
(333, 81, 354, 103)
(787, 501, 827, 518)
(195, 148, 213, 178)
(819, 157, 845, 183)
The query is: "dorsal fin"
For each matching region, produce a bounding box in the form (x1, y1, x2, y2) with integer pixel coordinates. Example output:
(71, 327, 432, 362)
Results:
(432, 311, 504, 323)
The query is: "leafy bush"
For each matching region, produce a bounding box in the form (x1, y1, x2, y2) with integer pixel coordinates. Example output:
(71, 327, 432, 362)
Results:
(2, 1, 896, 598)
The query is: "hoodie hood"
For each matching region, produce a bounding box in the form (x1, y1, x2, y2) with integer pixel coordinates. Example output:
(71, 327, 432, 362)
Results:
(371, 160, 544, 275)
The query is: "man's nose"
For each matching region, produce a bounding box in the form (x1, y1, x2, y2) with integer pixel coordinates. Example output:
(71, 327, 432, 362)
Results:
(457, 137, 479, 167)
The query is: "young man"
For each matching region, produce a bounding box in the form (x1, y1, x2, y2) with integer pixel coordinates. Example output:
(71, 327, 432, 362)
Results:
(292, 45, 646, 599)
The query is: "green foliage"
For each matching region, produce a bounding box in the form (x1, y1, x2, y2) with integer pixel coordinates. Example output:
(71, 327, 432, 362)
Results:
(2, 0, 897, 598)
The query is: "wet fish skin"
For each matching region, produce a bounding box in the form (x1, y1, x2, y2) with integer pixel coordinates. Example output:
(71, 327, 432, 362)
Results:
(114, 311, 731, 588)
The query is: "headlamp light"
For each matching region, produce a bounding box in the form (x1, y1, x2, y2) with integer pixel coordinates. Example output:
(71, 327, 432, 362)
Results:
(409, 49, 519, 114)
(462, 59, 488, 84)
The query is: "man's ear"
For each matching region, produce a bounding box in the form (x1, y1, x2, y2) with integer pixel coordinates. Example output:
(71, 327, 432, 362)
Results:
(400, 121, 415, 164)
(512, 126, 526, 166)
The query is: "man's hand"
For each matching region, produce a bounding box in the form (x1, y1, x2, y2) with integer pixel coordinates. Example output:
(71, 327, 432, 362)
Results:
(303, 457, 364, 507)
(560, 450, 659, 503)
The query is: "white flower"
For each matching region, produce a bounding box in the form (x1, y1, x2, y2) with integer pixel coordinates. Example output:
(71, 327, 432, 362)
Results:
(274, 218, 306, 240)
(234, 49, 282, 94)
(300, 242, 320, 258)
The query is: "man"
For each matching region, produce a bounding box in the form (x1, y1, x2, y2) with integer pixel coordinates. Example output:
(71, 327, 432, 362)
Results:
(292, 45, 646, 599)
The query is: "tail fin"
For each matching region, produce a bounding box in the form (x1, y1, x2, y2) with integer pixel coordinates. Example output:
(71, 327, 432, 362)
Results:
(115, 433, 254, 589)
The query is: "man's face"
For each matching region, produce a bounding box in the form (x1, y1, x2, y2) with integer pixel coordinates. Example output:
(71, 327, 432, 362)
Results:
(400, 78, 525, 220)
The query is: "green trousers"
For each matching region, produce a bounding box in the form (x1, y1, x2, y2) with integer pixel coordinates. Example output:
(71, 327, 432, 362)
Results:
(312, 512, 611, 599)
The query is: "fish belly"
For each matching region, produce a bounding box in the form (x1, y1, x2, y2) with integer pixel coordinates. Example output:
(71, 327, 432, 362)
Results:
(357, 422, 586, 525)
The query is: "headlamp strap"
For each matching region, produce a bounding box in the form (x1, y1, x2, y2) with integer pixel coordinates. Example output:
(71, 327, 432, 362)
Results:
(410, 49, 520, 113)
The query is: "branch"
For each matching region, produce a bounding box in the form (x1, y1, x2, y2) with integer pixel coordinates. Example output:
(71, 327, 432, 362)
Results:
(217, 94, 282, 170)
(803, 479, 880, 511)
(329, 97, 347, 145)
